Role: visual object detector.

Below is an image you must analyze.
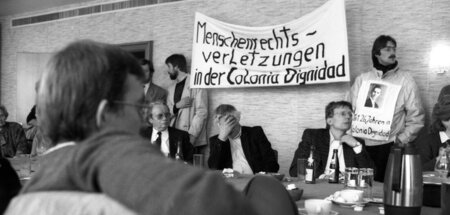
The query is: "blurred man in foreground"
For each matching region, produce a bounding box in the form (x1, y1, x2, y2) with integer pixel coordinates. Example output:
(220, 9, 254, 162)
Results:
(16, 40, 297, 215)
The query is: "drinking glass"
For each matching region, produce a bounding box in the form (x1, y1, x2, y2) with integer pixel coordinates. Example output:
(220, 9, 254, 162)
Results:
(344, 167, 358, 188)
(193, 154, 204, 168)
(358, 168, 374, 200)
(8, 154, 31, 179)
(441, 179, 450, 215)
(297, 158, 307, 182)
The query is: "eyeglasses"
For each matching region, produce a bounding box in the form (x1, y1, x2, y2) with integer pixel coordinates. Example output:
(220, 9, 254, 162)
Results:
(334, 111, 353, 118)
(152, 113, 172, 120)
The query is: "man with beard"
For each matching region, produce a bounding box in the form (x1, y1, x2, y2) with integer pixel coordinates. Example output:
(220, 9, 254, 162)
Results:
(140, 59, 167, 104)
(166, 54, 208, 154)
(289, 101, 373, 178)
(208, 104, 279, 174)
(349, 35, 424, 182)
(140, 101, 193, 163)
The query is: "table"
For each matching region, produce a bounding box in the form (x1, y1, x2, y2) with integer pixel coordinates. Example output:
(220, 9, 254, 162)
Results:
(226, 175, 441, 215)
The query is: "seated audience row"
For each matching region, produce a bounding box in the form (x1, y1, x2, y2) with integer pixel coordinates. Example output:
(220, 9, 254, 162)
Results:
(8, 40, 298, 215)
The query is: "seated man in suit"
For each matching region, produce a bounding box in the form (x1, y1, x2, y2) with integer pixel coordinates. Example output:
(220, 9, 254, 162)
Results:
(289, 101, 374, 178)
(140, 101, 193, 163)
(208, 104, 279, 174)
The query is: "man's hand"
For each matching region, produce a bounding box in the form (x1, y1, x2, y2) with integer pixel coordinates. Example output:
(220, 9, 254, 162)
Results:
(217, 115, 237, 141)
(341, 135, 359, 148)
(176, 97, 193, 109)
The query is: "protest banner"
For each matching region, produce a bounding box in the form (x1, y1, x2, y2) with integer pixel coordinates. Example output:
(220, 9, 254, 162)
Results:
(190, 0, 350, 88)
(351, 80, 401, 141)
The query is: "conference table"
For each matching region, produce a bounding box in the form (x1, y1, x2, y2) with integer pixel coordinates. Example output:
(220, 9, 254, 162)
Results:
(7, 156, 442, 214)
(225, 174, 441, 215)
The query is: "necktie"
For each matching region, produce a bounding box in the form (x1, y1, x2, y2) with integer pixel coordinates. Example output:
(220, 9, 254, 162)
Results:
(154, 132, 162, 147)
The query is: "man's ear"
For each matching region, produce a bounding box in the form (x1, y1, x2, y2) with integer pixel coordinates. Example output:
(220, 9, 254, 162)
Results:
(326, 118, 332, 126)
(96, 99, 108, 127)
(235, 111, 242, 122)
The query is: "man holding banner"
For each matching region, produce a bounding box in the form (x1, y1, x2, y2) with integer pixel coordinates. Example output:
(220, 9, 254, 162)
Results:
(349, 35, 424, 182)
(166, 54, 208, 153)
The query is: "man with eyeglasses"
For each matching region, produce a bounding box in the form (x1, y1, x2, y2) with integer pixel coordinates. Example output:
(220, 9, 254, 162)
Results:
(289, 101, 373, 179)
(17, 40, 300, 215)
(208, 104, 279, 174)
(140, 101, 193, 163)
(348, 35, 424, 182)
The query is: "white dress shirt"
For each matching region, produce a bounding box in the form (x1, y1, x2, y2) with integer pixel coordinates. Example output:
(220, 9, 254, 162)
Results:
(229, 129, 253, 174)
(151, 128, 170, 157)
(143, 82, 150, 95)
(440, 132, 450, 144)
(324, 131, 363, 175)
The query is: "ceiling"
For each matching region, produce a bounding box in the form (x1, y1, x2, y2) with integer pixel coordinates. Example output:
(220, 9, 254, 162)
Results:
(0, 0, 95, 17)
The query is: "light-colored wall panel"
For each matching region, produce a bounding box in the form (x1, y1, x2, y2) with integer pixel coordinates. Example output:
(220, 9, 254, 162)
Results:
(1, 0, 450, 174)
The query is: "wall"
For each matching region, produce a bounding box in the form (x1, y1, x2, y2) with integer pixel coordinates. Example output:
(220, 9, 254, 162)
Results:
(1, 0, 450, 174)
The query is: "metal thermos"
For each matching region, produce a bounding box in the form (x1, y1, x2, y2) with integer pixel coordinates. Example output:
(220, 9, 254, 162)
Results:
(383, 143, 423, 215)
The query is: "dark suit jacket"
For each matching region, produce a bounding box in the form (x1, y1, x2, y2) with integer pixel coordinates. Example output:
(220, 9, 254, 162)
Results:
(145, 83, 167, 103)
(414, 131, 445, 171)
(208, 126, 279, 173)
(364, 97, 378, 108)
(140, 126, 193, 163)
(289, 129, 374, 178)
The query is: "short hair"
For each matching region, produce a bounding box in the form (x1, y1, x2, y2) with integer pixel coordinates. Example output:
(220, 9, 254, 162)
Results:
(37, 40, 145, 144)
(325, 101, 353, 129)
(214, 104, 237, 116)
(371, 35, 397, 65)
(431, 95, 450, 132)
(0, 105, 9, 118)
(371, 84, 382, 92)
(165, 54, 187, 73)
(145, 100, 168, 119)
(140, 59, 154, 73)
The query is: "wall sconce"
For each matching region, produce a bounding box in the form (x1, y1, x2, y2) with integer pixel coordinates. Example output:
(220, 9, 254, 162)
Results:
(429, 43, 450, 74)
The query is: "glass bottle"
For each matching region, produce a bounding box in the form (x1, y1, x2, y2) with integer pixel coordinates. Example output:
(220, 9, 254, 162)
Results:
(435, 147, 449, 178)
(329, 149, 340, 183)
(175, 141, 183, 161)
(305, 145, 315, 184)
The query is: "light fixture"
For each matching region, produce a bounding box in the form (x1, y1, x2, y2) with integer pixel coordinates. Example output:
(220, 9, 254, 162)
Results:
(429, 43, 450, 74)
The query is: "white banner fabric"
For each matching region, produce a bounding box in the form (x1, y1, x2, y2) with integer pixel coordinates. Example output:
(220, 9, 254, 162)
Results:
(190, 0, 350, 88)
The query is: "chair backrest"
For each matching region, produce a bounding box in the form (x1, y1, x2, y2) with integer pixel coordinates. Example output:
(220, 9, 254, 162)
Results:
(273, 149, 278, 162)
(5, 192, 137, 215)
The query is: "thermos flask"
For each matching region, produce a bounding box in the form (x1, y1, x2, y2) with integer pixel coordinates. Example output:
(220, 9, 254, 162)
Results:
(383, 143, 423, 215)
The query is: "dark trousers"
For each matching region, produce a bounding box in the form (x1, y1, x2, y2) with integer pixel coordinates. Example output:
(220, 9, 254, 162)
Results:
(243, 175, 299, 215)
(366, 142, 394, 182)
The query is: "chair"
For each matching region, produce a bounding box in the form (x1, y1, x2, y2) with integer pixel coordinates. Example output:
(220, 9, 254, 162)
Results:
(5, 192, 137, 215)
(273, 149, 278, 162)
